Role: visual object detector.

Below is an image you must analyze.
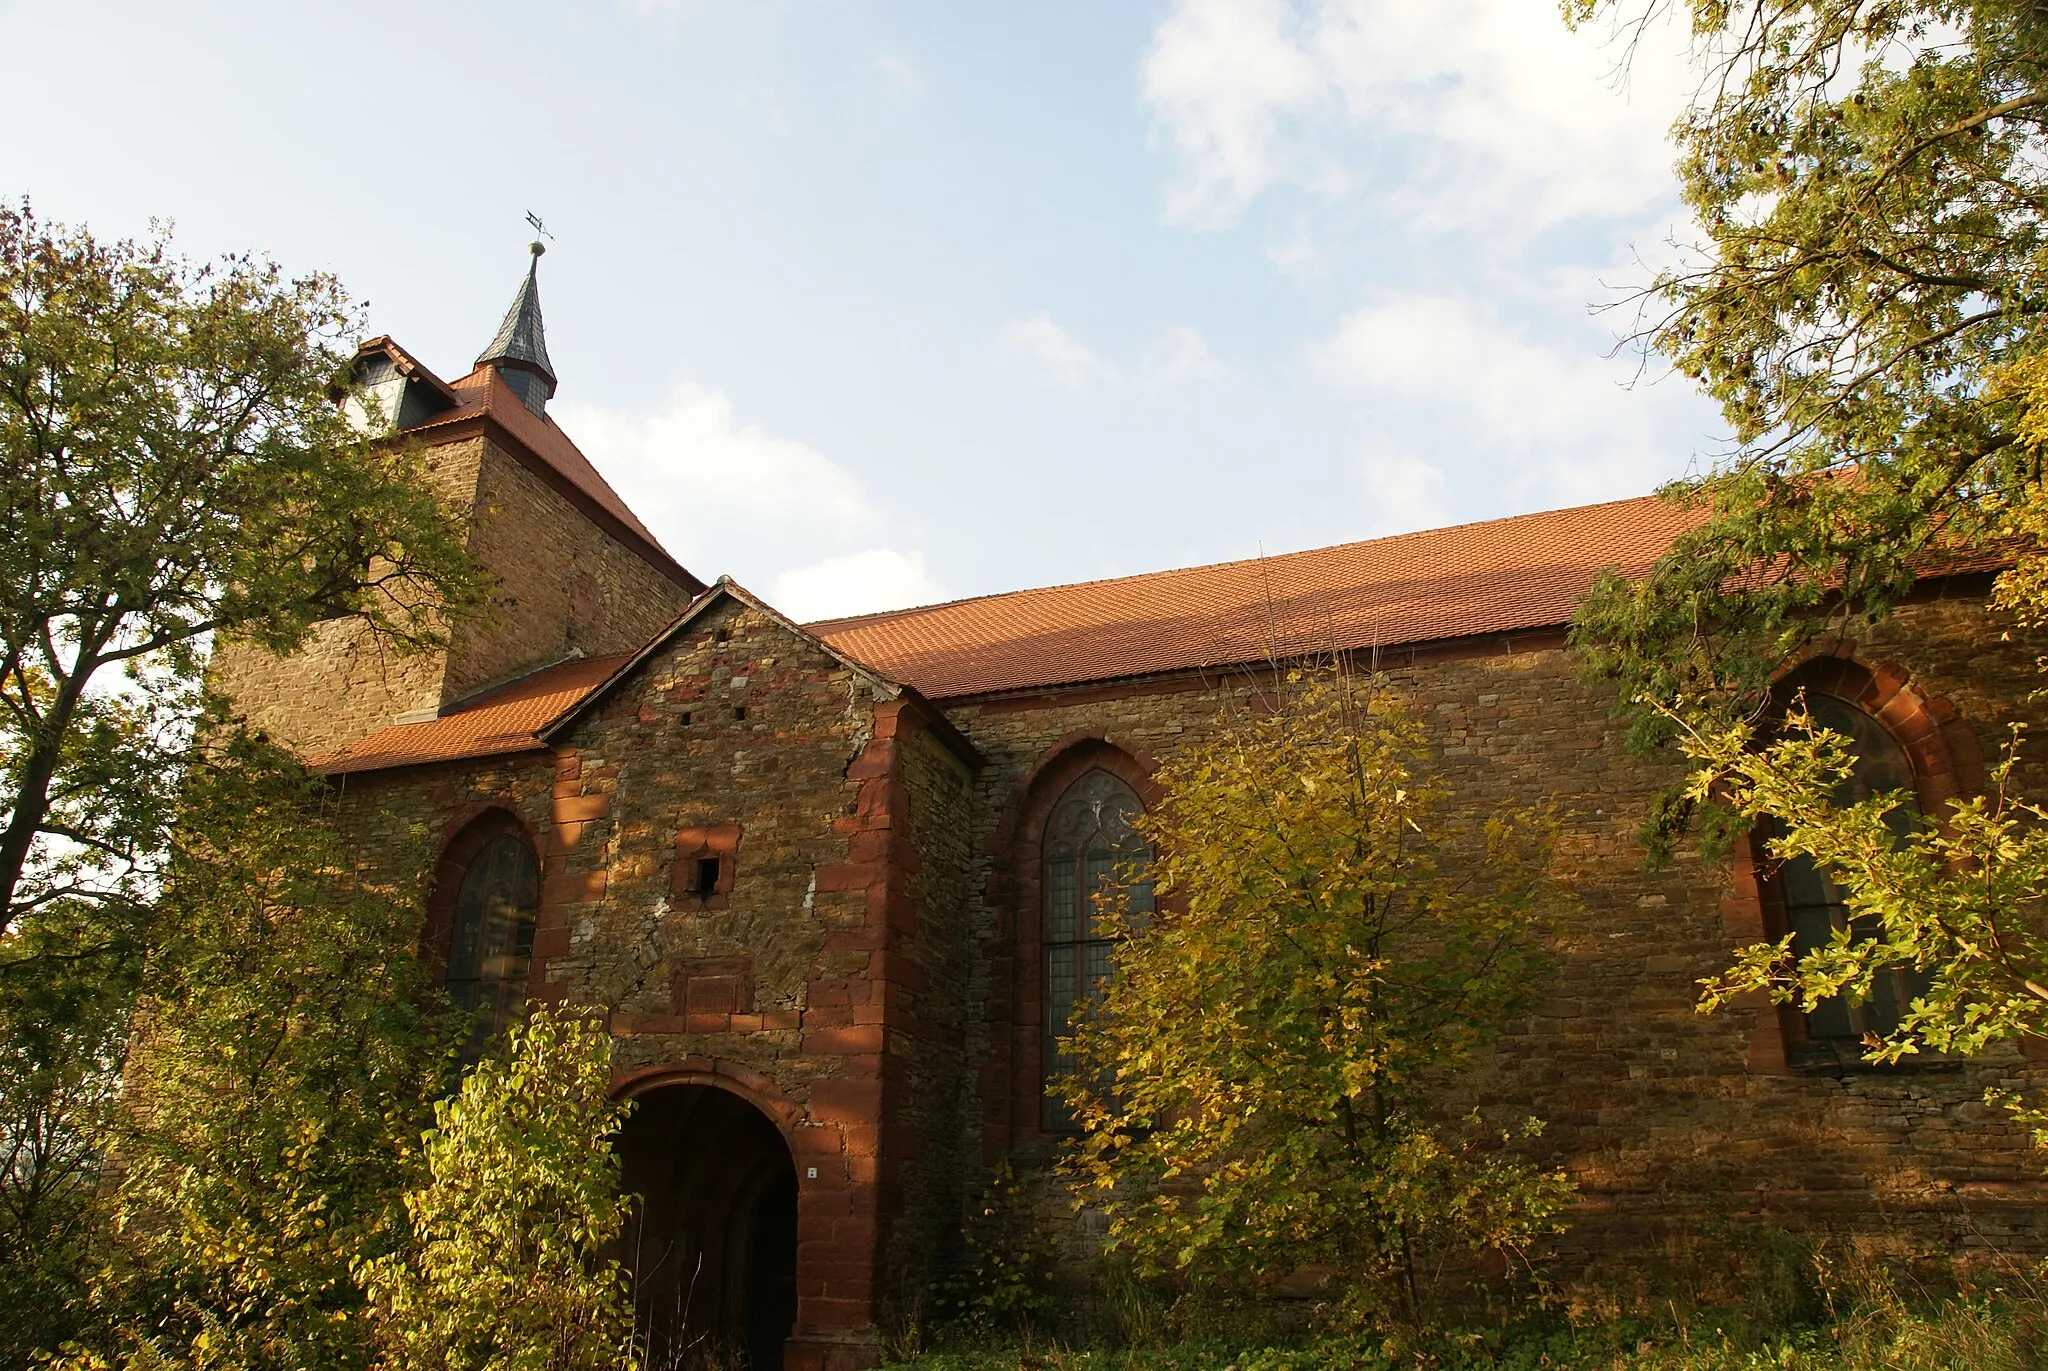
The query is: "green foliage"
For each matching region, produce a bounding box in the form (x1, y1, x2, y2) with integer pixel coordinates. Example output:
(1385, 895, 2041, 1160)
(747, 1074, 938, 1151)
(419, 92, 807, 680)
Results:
(0, 198, 488, 938)
(885, 1247, 2048, 1369)
(60, 733, 453, 1371)
(1060, 668, 1575, 1323)
(358, 1002, 636, 1371)
(0, 896, 134, 1365)
(1682, 705, 2048, 1106)
(1557, 0, 2048, 854)
(934, 1160, 1062, 1336)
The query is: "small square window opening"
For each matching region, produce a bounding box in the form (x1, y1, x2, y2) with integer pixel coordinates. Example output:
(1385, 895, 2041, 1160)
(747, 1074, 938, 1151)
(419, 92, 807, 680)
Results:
(694, 857, 721, 900)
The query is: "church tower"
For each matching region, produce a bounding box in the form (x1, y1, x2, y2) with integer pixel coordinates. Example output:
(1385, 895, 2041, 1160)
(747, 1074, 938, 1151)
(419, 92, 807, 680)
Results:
(212, 246, 702, 760)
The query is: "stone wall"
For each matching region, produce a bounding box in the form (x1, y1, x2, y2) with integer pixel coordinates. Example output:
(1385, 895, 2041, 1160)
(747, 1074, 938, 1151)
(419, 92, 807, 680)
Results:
(211, 436, 488, 755)
(445, 438, 693, 701)
(942, 588, 2048, 1269)
(308, 578, 2048, 1358)
(323, 597, 917, 1368)
(212, 432, 694, 758)
(880, 715, 982, 1323)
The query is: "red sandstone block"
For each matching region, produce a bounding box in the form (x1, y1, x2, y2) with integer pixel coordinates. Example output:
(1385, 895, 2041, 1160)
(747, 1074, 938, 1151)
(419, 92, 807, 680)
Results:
(540, 869, 608, 905)
(808, 1078, 884, 1122)
(880, 891, 918, 933)
(812, 865, 867, 894)
(554, 753, 581, 781)
(530, 927, 571, 959)
(553, 793, 611, 823)
(843, 742, 897, 781)
(729, 1013, 764, 1033)
(809, 982, 854, 1008)
(791, 1126, 848, 1157)
(762, 1010, 802, 1031)
(546, 821, 590, 854)
(867, 952, 928, 992)
(856, 774, 905, 819)
(796, 1297, 871, 1327)
(685, 1011, 731, 1034)
(802, 1006, 853, 1028)
(805, 1024, 884, 1055)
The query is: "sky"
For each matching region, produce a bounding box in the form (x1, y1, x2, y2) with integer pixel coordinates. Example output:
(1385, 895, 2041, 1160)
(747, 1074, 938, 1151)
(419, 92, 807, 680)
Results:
(0, 0, 1727, 621)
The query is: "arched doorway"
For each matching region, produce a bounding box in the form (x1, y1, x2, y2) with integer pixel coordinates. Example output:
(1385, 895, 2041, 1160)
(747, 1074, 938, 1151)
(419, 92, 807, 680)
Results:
(616, 1083, 798, 1371)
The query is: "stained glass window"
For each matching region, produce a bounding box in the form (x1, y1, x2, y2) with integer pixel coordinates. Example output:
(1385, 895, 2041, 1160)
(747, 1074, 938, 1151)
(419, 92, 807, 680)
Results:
(1041, 769, 1150, 1131)
(446, 831, 540, 1046)
(1775, 695, 1928, 1048)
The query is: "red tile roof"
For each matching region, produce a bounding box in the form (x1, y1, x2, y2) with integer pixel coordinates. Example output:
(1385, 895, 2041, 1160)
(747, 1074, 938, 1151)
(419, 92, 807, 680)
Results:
(408, 366, 699, 590)
(811, 496, 1702, 699)
(310, 496, 1707, 774)
(315, 653, 633, 775)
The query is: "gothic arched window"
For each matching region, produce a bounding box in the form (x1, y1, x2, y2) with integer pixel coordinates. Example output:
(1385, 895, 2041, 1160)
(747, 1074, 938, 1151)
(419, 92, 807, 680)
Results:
(1772, 694, 1929, 1049)
(1041, 768, 1150, 1131)
(445, 830, 540, 1041)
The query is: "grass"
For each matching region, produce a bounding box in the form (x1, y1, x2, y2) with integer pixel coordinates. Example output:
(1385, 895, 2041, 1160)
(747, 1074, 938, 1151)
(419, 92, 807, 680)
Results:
(884, 1297, 2045, 1369)
(884, 1259, 2048, 1370)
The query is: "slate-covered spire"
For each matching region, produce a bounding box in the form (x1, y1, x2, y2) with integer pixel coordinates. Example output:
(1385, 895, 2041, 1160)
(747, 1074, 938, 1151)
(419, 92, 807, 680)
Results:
(476, 241, 557, 416)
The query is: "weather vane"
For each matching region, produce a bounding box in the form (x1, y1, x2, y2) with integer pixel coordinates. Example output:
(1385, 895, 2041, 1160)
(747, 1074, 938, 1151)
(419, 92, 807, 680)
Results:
(525, 211, 554, 243)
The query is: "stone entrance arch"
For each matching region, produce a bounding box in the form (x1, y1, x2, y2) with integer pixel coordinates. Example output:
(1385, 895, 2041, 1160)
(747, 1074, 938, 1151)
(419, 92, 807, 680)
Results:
(616, 1082, 799, 1371)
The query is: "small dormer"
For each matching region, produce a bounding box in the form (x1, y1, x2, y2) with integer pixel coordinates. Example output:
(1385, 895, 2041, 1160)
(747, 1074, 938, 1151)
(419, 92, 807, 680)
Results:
(475, 242, 557, 417)
(343, 337, 461, 435)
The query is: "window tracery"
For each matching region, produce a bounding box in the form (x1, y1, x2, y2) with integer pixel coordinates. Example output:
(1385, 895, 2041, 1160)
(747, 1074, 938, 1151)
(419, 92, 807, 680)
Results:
(1768, 693, 1931, 1059)
(445, 830, 540, 1044)
(1040, 768, 1150, 1131)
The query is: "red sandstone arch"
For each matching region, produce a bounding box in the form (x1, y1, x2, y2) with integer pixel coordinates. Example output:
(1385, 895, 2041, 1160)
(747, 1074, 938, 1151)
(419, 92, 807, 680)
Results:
(1724, 649, 1984, 1074)
(983, 736, 1157, 1155)
(610, 1058, 870, 1371)
(424, 805, 540, 989)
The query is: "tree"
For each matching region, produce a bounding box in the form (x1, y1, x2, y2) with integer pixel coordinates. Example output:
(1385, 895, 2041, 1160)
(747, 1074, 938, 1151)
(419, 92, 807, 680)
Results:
(1059, 669, 1575, 1324)
(0, 903, 132, 1367)
(358, 1003, 636, 1371)
(63, 733, 453, 1371)
(1559, 0, 2048, 851)
(0, 199, 488, 939)
(1685, 707, 2048, 1126)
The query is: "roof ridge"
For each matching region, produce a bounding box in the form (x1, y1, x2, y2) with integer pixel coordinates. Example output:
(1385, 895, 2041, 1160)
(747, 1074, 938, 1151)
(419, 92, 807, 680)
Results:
(804, 491, 1673, 632)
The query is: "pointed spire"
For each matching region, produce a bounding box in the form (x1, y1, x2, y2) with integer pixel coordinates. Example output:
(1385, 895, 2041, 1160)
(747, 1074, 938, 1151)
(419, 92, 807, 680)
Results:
(476, 241, 556, 415)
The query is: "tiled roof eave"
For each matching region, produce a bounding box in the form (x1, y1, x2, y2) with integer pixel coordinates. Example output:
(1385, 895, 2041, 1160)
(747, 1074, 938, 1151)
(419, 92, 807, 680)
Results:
(904, 622, 1579, 705)
(319, 736, 551, 778)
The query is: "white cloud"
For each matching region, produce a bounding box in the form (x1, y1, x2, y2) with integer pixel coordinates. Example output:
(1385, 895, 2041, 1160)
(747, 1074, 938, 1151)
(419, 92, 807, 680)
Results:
(1142, 0, 1694, 235)
(1356, 452, 1451, 537)
(557, 383, 870, 532)
(1142, 0, 1331, 227)
(874, 52, 921, 93)
(1265, 221, 1326, 279)
(1142, 325, 1224, 385)
(997, 313, 1116, 388)
(772, 549, 946, 622)
(1314, 292, 1690, 511)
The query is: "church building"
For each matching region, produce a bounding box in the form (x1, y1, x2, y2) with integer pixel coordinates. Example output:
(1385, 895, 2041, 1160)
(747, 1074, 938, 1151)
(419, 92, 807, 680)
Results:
(216, 248, 2048, 1370)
